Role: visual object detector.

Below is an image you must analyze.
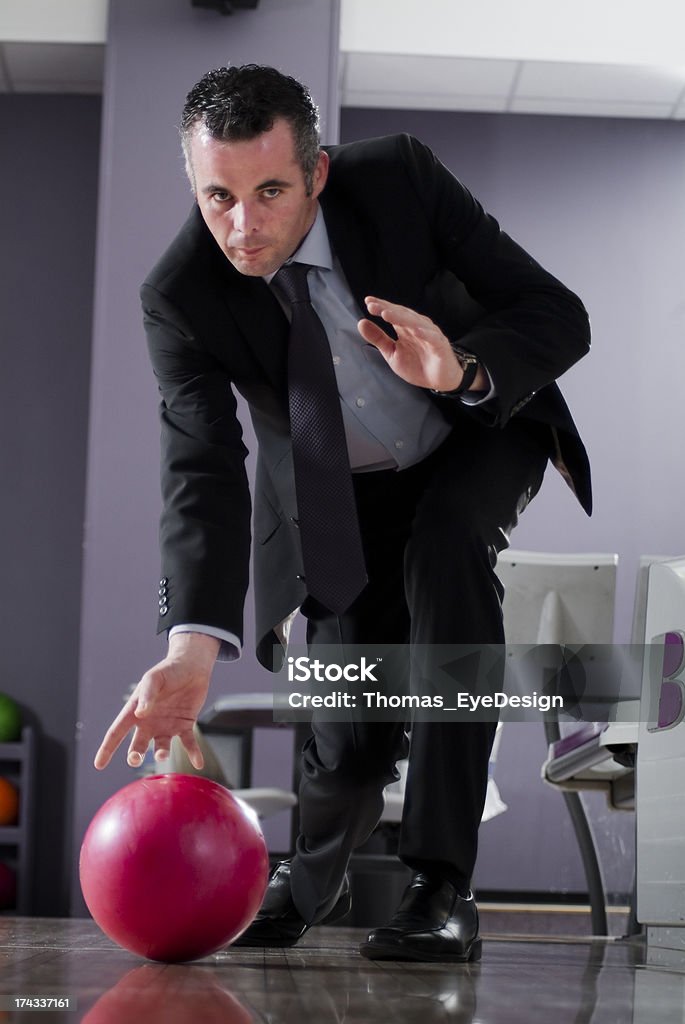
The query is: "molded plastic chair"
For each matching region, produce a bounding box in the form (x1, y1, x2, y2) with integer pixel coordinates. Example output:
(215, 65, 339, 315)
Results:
(497, 550, 620, 934)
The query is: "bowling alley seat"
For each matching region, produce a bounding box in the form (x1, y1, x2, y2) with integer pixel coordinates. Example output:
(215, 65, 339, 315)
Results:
(537, 555, 672, 935)
(501, 551, 676, 936)
(494, 551, 620, 934)
(539, 556, 660, 814)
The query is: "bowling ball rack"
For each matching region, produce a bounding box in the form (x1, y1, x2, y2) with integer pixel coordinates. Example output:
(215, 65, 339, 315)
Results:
(0, 726, 36, 915)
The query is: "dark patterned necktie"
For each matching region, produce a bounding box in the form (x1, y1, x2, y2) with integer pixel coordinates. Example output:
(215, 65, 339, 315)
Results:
(275, 262, 367, 614)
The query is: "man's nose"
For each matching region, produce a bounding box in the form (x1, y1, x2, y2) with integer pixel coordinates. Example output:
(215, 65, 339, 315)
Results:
(232, 201, 258, 235)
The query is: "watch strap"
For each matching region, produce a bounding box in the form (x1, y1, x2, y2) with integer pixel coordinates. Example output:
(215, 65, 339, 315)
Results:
(431, 349, 479, 398)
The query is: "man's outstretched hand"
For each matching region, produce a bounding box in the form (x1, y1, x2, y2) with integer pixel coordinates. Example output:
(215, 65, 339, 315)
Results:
(93, 632, 221, 771)
(358, 297, 486, 393)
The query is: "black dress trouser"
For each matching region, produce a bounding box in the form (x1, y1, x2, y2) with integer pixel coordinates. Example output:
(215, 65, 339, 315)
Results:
(288, 413, 551, 923)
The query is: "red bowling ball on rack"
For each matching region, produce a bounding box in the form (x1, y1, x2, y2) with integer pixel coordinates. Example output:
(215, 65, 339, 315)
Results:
(79, 774, 269, 962)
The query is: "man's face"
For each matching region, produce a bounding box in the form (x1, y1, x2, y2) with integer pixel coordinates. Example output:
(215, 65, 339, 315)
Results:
(187, 118, 329, 277)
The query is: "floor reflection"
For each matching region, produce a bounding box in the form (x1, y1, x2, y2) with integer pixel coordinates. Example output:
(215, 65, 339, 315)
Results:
(82, 964, 254, 1024)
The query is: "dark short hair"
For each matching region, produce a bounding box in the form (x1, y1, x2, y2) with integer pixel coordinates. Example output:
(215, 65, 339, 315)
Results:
(181, 64, 321, 193)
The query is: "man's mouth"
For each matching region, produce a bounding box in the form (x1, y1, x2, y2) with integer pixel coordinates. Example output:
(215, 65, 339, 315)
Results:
(235, 246, 266, 258)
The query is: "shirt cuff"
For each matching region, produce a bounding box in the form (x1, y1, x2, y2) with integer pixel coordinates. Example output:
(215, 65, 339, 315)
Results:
(168, 624, 242, 662)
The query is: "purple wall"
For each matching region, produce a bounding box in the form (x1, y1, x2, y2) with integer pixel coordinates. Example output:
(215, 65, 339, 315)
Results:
(0, 94, 101, 914)
(71, 0, 341, 913)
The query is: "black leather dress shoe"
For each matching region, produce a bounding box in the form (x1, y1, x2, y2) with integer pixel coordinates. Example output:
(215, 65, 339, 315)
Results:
(359, 873, 481, 963)
(232, 861, 351, 948)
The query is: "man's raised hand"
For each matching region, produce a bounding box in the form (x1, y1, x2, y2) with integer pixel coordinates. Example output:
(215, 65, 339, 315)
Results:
(358, 297, 484, 393)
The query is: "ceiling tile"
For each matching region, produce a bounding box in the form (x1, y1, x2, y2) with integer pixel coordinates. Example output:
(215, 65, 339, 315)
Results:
(344, 51, 518, 100)
(4, 41, 104, 93)
(510, 96, 675, 118)
(516, 61, 685, 104)
(343, 89, 508, 112)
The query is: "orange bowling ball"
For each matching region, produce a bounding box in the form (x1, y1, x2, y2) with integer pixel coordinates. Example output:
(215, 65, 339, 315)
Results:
(0, 778, 19, 826)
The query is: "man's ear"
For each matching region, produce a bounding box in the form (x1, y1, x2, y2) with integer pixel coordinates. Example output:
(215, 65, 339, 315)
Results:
(311, 149, 329, 199)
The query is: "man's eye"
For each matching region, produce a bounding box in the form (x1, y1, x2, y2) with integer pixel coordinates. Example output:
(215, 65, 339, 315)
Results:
(262, 188, 281, 199)
(211, 192, 231, 203)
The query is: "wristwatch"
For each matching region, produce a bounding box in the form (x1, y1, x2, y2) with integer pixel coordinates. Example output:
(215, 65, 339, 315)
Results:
(431, 348, 479, 397)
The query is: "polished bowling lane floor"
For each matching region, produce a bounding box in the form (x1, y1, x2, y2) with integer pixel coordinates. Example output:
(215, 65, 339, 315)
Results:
(0, 914, 681, 1023)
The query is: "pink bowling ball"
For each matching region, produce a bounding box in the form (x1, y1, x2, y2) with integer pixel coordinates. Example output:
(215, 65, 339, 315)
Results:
(80, 774, 268, 962)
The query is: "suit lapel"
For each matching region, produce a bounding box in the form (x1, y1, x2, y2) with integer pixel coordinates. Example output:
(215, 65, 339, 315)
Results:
(319, 187, 391, 333)
(320, 188, 375, 309)
(206, 235, 289, 389)
(320, 177, 422, 331)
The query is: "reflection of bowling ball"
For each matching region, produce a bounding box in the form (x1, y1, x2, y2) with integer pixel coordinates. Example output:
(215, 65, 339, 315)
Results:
(79, 774, 269, 962)
(82, 964, 255, 1024)
(0, 694, 21, 743)
(0, 862, 17, 910)
(0, 778, 19, 826)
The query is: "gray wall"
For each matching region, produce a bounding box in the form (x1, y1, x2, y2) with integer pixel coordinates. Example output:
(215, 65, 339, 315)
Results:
(0, 94, 101, 914)
(71, 0, 341, 914)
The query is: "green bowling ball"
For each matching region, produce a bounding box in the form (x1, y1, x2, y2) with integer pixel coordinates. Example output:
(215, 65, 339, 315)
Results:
(0, 694, 21, 743)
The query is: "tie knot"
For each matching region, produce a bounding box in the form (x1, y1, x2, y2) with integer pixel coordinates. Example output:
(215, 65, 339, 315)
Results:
(274, 262, 312, 305)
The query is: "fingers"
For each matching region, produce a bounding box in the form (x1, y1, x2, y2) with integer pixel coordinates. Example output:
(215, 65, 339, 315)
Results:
(93, 670, 159, 769)
(365, 296, 432, 332)
(99, 725, 202, 772)
(179, 728, 205, 771)
(146, 730, 204, 770)
(362, 298, 442, 362)
(126, 723, 154, 768)
(93, 698, 139, 770)
(93, 674, 162, 770)
(121, 671, 164, 766)
(153, 738, 172, 763)
(357, 317, 395, 356)
(95, 659, 211, 771)
(126, 725, 172, 769)
(93, 742, 115, 771)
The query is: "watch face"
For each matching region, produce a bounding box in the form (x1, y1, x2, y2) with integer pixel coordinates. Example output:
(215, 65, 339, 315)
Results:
(454, 349, 477, 370)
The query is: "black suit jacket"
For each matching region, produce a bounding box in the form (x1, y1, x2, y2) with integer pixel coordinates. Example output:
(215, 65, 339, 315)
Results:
(141, 133, 592, 668)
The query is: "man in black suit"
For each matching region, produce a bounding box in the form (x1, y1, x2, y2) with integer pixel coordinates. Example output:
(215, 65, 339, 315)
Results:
(95, 65, 591, 962)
